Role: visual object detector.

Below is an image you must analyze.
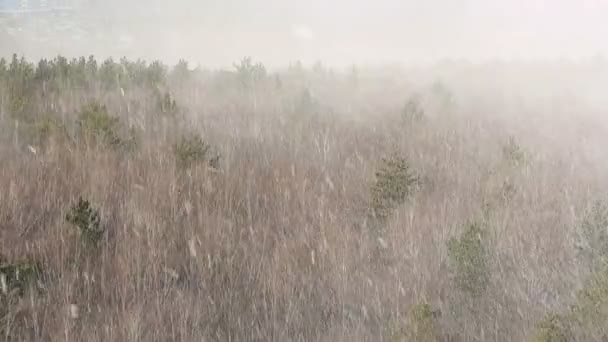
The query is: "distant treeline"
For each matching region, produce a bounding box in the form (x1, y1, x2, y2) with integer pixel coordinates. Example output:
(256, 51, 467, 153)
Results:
(0, 54, 278, 118)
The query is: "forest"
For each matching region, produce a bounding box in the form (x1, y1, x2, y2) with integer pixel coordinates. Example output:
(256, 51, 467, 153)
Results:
(1, 54, 608, 341)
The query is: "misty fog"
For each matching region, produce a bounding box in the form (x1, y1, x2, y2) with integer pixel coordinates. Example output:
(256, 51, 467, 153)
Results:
(4, 1, 608, 341)
(2, 0, 608, 67)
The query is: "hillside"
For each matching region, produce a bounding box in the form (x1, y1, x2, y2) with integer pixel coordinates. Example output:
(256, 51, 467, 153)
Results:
(2, 55, 608, 341)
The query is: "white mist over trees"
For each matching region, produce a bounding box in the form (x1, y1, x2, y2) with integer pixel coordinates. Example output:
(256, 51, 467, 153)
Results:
(4, 1, 608, 340)
(2, 0, 608, 66)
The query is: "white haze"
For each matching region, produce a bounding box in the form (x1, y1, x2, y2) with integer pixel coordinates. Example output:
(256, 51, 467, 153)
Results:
(1, 0, 608, 68)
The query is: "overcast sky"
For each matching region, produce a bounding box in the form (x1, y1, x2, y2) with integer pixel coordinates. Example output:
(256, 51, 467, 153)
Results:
(3, 0, 608, 67)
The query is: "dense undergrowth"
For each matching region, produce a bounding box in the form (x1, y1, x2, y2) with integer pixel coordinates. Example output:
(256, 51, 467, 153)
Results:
(1, 54, 608, 341)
